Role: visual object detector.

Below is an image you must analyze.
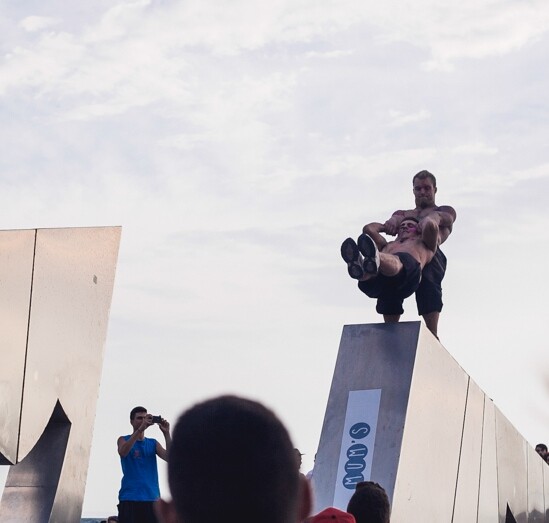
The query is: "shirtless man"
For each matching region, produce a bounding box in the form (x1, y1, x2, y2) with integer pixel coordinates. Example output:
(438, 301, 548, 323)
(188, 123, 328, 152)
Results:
(381, 171, 456, 337)
(341, 216, 439, 327)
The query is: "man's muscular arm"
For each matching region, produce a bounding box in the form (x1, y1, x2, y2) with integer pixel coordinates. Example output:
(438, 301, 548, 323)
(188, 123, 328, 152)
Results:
(420, 216, 440, 253)
(362, 222, 389, 251)
(420, 205, 456, 244)
(381, 211, 405, 236)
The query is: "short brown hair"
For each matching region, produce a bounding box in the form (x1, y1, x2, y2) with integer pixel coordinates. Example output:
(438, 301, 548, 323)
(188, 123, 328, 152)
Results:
(413, 170, 436, 188)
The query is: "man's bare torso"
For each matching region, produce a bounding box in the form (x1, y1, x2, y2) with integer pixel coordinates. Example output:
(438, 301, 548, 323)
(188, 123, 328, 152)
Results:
(383, 236, 435, 269)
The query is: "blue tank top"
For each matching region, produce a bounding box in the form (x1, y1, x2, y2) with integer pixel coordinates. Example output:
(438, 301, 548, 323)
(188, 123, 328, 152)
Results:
(118, 436, 160, 501)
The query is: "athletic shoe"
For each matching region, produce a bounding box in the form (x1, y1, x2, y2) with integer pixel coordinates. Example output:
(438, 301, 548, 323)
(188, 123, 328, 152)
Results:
(340, 238, 364, 279)
(357, 234, 380, 275)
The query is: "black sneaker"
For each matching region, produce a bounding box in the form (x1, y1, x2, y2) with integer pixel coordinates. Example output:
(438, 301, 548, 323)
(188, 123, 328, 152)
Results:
(357, 234, 380, 275)
(340, 238, 364, 279)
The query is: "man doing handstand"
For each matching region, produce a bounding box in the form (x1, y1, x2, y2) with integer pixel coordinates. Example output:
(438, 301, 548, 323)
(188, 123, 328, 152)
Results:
(341, 217, 439, 321)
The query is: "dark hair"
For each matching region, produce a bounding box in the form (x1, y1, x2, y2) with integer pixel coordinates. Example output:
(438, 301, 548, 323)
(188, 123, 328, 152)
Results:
(347, 481, 390, 523)
(536, 443, 548, 452)
(130, 406, 147, 421)
(412, 170, 437, 188)
(168, 395, 300, 523)
(400, 217, 419, 224)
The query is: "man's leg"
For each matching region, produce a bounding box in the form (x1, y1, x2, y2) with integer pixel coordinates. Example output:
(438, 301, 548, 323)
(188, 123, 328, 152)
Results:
(357, 233, 404, 278)
(378, 253, 404, 277)
(422, 311, 439, 338)
(415, 249, 446, 338)
(383, 314, 400, 323)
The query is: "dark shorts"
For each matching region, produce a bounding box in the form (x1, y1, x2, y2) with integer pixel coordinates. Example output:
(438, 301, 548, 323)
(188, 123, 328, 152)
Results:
(118, 501, 158, 523)
(357, 252, 422, 316)
(415, 248, 446, 315)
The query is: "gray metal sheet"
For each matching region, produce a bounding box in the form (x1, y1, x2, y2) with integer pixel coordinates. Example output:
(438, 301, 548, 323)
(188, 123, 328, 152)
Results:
(0, 230, 35, 464)
(527, 445, 544, 522)
(477, 397, 498, 523)
(452, 379, 484, 523)
(391, 324, 469, 522)
(0, 226, 120, 522)
(496, 407, 528, 523)
(313, 321, 421, 511)
(543, 460, 549, 521)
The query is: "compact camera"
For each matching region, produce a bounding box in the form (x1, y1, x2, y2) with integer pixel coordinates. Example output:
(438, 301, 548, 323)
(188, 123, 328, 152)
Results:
(151, 415, 162, 424)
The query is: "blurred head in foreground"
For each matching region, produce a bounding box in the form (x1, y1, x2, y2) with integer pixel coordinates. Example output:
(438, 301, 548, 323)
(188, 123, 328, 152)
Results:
(156, 395, 311, 523)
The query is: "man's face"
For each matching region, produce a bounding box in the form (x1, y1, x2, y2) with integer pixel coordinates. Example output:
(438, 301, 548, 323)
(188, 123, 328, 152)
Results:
(131, 410, 148, 430)
(398, 220, 419, 239)
(413, 178, 436, 208)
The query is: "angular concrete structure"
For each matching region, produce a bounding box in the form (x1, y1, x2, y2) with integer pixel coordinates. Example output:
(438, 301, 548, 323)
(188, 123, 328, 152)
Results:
(313, 322, 547, 522)
(0, 227, 121, 523)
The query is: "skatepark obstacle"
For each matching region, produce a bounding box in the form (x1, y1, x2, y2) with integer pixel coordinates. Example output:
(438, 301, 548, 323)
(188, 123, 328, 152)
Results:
(313, 321, 545, 523)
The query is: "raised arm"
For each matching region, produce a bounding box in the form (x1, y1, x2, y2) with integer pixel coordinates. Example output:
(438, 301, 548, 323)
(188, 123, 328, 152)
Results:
(117, 416, 152, 457)
(362, 222, 389, 251)
(156, 418, 171, 462)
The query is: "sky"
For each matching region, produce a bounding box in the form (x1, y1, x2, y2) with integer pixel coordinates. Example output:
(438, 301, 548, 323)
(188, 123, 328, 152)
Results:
(1, 0, 549, 517)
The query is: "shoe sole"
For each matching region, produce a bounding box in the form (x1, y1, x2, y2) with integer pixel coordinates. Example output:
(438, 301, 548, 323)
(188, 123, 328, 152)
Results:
(357, 234, 379, 275)
(340, 238, 364, 279)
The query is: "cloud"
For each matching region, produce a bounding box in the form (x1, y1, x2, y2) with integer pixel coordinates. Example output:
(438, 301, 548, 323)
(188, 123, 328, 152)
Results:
(449, 142, 498, 156)
(369, 0, 549, 70)
(19, 16, 60, 32)
(388, 109, 431, 127)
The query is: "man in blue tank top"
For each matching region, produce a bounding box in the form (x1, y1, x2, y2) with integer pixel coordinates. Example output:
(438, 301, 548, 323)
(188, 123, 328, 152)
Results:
(117, 406, 171, 523)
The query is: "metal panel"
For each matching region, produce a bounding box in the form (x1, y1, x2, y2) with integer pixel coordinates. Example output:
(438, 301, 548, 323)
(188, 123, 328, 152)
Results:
(543, 461, 549, 521)
(391, 324, 469, 522)
(477, 397, 498, 523)
(0, 230, 35, 464)
(1, 403, 70, 523)
(313, 322, 421, 511)
(0, 226, 120, 523)
(452, 379, 485, 523)
(527, 445, 544, 522)
(496, 407, 528, 523)
(314, 321, 545, 522)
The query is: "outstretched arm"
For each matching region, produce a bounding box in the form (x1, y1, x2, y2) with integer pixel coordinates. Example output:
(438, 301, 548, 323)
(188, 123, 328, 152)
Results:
(362, 222, 389, 251)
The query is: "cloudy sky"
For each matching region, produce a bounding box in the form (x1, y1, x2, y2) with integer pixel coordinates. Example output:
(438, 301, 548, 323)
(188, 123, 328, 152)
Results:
(2, 0, 549, 517)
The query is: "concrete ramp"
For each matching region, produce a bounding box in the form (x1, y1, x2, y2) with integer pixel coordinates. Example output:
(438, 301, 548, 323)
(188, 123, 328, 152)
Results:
(313, 322, 546, 523)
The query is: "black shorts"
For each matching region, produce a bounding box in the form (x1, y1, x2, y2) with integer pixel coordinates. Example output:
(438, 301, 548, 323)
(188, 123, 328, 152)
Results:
(118, 501, 158, 523)
(357, 252, 422, 316)
(415, 248, 446, 315)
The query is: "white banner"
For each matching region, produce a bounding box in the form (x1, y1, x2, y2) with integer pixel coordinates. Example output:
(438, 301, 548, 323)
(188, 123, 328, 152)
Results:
(332, 389, 382, 509)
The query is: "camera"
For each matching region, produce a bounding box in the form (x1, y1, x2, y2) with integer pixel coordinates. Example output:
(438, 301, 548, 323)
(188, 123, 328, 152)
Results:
(151, 415, 162, 424)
